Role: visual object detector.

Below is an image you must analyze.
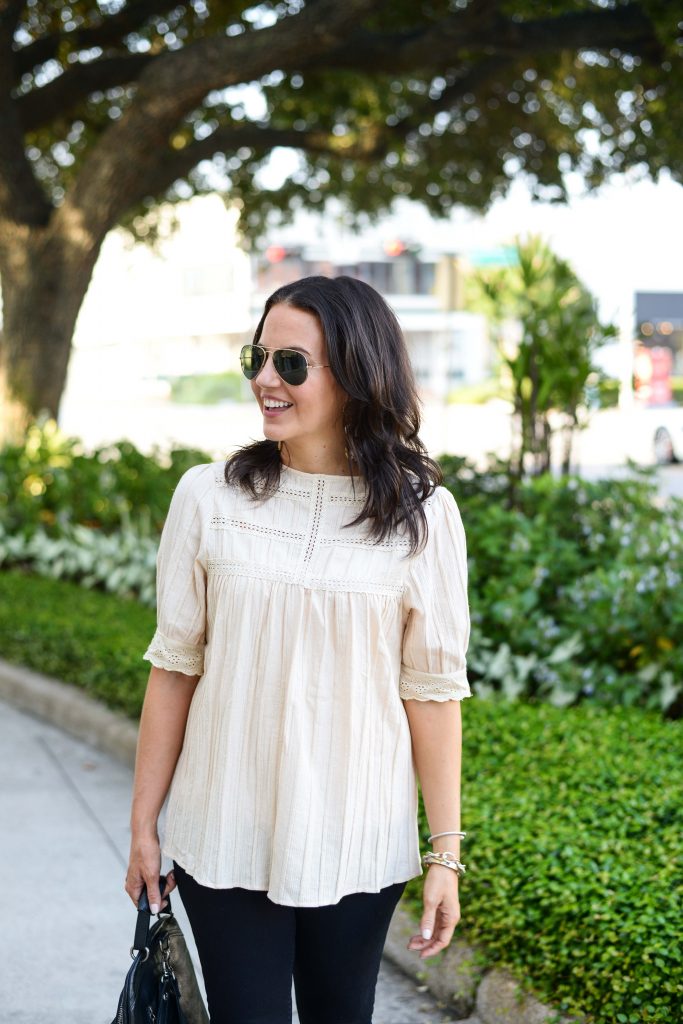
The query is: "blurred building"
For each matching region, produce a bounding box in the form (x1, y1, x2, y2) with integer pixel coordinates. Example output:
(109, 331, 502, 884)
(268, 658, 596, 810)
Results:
(254, 241, 490, 399)
(635, 292, 683, 371)
(634, 292, 683, 405)
(66, 197, 491, 403)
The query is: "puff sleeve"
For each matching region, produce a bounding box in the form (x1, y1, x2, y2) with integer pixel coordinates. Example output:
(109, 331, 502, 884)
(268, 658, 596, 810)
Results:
(143, 464, 210, 677)
(400, 486, 472, 702)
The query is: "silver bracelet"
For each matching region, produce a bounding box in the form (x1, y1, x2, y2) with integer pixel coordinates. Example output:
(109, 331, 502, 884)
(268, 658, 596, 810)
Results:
(428, 830, 466, 842)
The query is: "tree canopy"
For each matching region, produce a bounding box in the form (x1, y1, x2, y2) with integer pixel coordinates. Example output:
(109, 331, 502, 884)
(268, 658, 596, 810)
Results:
(0, 0, 681, 437)
(4, 0, 682, 239)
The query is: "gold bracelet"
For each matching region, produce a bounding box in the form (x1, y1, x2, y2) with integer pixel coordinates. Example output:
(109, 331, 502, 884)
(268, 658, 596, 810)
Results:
(421, 852, 467, 878)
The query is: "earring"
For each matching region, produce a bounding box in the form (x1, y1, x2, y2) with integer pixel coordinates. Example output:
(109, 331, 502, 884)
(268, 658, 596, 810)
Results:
(277, 440, 282, 453)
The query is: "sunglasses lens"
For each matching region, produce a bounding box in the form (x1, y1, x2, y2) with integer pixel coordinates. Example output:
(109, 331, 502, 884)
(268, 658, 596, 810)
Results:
(273, 349, 308, 385)
(240, 345, 265, 379)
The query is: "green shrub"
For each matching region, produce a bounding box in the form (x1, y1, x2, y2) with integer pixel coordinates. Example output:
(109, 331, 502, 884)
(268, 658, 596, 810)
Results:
(2, 426, 682, 715)
(0, 570, 153, 716)
(0, 418, 212, 536)
(440, 456, 683, 716)
(406, 697, 683, 1023)
(0, 568, 679, 1023)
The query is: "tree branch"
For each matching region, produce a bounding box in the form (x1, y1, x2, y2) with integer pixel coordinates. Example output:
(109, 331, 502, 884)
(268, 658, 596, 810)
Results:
(0, 0, 25, 33)
(128, 123, 383, 203)
(390, 54, 515, 139)
(60, 0, 378, 236)
(321, 3, 660, 74)
(113, 53, 515, 212)
(0, 1, 52, 226)
(17, 54, 155, 132)
(12, 0, 180, 78)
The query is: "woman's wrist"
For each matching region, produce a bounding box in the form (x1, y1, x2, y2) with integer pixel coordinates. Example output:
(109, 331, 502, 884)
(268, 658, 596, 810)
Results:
(430, 837, 461, 856)
(130, 818, 160, 841)
(427, 862, 460, 879)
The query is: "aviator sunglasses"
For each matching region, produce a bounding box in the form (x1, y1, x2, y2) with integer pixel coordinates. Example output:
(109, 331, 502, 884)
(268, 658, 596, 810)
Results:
(240, 344, 329, 386)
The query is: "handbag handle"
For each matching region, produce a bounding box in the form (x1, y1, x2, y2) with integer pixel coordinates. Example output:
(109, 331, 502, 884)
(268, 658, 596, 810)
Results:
(132, 876, 172, 959)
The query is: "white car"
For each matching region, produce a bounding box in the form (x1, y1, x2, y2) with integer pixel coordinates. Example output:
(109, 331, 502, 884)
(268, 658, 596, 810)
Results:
(652, 404, 683, 464)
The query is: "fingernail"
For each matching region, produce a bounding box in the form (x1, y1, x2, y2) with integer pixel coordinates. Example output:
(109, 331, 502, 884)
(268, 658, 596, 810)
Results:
(422, 928, 432, 940)
(151, 903, 159, 914)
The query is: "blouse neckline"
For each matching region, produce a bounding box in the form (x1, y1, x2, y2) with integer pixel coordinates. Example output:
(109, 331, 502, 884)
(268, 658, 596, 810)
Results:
(280, 464, 367, 492)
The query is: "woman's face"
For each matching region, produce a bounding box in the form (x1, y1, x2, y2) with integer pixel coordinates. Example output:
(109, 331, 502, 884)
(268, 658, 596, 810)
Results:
(251, 302, 348, 453)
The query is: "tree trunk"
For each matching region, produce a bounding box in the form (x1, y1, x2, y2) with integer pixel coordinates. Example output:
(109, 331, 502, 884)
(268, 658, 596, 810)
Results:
(561, 421, 574, 475)
(541, 416, 552, 474)
(510, 398, 525, 481)
(0, 219, 101, 444)
(561, 407, 578, 475)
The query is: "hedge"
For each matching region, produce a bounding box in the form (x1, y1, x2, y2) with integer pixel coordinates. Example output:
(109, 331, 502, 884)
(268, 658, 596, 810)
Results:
(0, 570, 680, 1024)
(412, 697, 682, 1024)
(0, 569, 153, 717)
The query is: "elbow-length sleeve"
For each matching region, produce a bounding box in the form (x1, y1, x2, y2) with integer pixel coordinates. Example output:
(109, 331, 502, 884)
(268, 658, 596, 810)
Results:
(143, 464, 209, 677)
(400, 486, 472, 702)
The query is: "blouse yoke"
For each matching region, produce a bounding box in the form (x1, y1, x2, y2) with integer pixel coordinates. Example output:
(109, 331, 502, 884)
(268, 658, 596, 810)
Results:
(144, 461, 471, 906)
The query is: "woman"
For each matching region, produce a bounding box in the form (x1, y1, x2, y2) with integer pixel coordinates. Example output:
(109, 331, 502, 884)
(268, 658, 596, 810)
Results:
(125, 275, 472, 1024)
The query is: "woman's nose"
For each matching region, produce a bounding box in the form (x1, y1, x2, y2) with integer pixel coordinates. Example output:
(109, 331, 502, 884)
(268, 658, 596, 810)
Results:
(256, 352, 280, 386)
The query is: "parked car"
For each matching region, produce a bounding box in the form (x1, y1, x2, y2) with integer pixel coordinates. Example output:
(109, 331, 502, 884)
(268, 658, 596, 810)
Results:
(651, 404, 683, 464)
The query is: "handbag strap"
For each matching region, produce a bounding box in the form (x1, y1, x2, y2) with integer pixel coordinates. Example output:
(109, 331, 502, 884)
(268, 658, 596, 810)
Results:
(133, 877, 173, 956)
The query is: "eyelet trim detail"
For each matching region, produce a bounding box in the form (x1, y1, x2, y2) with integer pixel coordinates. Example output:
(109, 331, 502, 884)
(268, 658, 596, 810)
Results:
(144, 630, 205, 675)
(210, 516, 305, 542)
(328, 493, 367, 506)
(275, 486, 311, 500)
(399, 667, 471, 701)
(301, 478, 325, 569)
(318, 535, 411, 551)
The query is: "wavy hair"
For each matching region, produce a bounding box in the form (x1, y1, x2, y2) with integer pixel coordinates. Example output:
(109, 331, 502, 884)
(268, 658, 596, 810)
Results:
(224, 275, 442, 553)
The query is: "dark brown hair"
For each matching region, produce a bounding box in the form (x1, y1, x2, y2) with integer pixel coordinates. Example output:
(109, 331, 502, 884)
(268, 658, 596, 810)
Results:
(224, 275, 442, 553)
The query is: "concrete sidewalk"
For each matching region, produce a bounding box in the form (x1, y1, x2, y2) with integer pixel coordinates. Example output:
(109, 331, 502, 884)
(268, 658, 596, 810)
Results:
(0, 699, 465, 1024)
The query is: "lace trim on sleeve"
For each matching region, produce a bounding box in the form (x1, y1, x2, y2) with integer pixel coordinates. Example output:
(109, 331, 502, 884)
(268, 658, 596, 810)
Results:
(144, 629, 205, 676)
(399, 665, 471, 702)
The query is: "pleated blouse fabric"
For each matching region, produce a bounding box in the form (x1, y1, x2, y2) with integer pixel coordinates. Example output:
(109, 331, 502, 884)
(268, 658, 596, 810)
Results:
(144, 461, 471, 907)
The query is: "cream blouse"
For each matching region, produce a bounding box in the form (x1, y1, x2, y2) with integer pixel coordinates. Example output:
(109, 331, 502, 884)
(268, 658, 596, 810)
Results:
(144, 461, 471, 907)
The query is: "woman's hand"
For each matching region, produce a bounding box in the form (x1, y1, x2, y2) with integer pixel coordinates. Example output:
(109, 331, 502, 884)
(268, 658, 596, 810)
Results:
(407, 866, 461, 959)
(125, 831, 176, 913)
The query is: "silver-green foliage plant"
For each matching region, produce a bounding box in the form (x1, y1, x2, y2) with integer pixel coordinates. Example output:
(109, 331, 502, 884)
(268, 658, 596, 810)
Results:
(0, 521, 158, 607)
(440, 455, 683, 719)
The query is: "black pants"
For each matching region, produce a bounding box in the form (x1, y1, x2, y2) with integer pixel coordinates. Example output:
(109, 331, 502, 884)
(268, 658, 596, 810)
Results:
(173, 861, 406, 1024)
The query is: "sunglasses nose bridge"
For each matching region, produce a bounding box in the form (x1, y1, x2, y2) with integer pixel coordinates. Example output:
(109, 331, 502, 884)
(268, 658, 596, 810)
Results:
(253, 349, 279, 384)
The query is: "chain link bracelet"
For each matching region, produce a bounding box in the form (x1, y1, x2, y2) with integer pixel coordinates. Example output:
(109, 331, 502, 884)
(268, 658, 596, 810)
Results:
(421, 851, 467, 878)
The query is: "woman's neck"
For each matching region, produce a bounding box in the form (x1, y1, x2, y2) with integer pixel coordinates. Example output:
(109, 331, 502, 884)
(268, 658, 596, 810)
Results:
(279, 441, 354, 477)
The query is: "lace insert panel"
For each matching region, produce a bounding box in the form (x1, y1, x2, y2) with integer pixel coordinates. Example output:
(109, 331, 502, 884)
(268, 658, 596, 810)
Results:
(207, 559, 404, 597)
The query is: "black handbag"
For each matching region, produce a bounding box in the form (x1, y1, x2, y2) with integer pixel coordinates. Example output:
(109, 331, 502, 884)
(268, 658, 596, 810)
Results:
(111, 877, 209, 1024)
